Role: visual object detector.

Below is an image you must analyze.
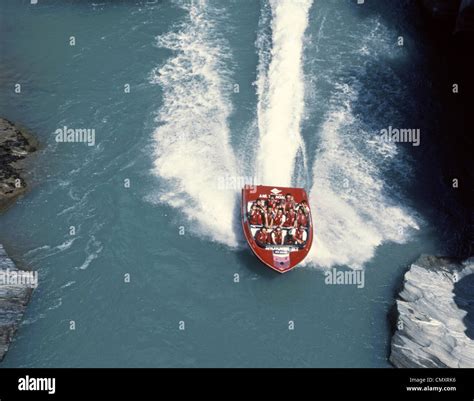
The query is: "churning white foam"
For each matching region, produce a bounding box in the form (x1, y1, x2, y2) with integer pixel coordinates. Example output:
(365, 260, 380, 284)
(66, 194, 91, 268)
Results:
(149, 1, 420, 268)
(306, 84, 419, 268)
(149, 0, 239, 246)
(255, 0, 312, 186)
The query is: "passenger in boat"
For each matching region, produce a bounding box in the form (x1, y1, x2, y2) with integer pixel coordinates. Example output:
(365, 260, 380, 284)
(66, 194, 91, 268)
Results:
(283, 208, 297, 228)
(284, 229, 295, 245)
(268, 194, 278, 209)
(265, 206, 275, 227)
(294, 226, 307, 245)
(281, 194, 289, 211)
(249, 204, 263, 225)
(296, 207, 308, 227)
(299, 199, 310, 215)
(273, 208, 285, 227)
(256, 199, 266, 209)
(255, 227, 269, 247)
(284, 193, 296, 212)
(271, 227, 284, 245)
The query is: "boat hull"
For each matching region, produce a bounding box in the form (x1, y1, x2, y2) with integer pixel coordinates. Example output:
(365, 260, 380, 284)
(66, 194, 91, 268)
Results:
(241, 185, 313, 273)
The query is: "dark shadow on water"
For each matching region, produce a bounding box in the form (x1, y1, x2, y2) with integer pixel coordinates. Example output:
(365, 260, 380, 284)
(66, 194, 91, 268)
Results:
(346, 0, 474, 258)
(453, 273, 474, 340)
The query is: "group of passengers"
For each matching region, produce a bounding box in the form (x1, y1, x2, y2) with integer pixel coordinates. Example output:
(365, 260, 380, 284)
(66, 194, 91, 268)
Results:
(248, 193, 310, 247)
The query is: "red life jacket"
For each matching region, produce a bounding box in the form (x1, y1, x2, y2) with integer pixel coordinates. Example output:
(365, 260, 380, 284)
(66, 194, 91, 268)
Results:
(284, 212, 296, 227)
(255, 231, 268, 244)
(284, 201, 295, 212)
(249, 210, 263, 225)
(273, 214, 284, 226)
(268, 199, 278, 209)
(272, 231, 283, 245)
(294, 229, 305, 242)
(297, 214, 308, 226)
(265, 212, 275, 226)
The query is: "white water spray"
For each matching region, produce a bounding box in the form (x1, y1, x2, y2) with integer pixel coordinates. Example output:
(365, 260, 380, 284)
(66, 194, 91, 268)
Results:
(256, 0, 313, 186)
(150, 1, 239, 246)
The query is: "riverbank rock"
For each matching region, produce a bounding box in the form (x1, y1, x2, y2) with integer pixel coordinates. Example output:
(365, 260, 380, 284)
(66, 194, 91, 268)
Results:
(0, 117, 38, 362)
(0, 244, 35, 361)
(0, 118, 38, 212)
(390, 255, 474, 368)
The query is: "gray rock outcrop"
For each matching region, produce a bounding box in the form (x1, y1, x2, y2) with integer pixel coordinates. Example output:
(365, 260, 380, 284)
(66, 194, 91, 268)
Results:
(0, 245, 35, 361)
(0, 118, 38, 362)
(0, 118, 39, 212)
(390, 255, 474, 368)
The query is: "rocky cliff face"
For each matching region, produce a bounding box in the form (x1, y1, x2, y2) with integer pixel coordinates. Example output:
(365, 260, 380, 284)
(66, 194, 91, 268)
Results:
(390, 255, 474, 368)
(0, 118, 39, 212)
(0, 118, 38, 361)
(0, 245, 35, 361)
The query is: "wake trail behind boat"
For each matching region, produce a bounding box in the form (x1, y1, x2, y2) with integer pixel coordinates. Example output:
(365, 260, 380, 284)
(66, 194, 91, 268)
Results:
(149, 1, 420, 269)
(255, 0, 312, 187)
(306, 96, 418, 268)
(304, 16, 420, 268)
(149, 0, 239, 246)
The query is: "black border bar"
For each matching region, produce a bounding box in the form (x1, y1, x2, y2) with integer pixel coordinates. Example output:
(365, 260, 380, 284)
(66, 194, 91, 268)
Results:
(0, 368, 473, 401)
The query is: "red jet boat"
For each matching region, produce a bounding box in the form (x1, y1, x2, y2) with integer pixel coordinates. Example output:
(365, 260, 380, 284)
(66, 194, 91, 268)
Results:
(241, 185, 313, 273)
